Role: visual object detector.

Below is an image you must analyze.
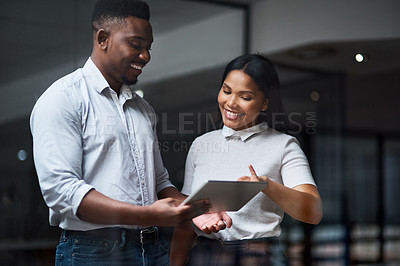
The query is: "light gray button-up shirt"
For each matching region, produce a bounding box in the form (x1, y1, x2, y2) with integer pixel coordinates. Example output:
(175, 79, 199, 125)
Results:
(30, 58, 173, 230)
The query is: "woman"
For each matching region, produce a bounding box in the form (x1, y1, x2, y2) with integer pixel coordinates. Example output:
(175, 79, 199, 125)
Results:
(170, 54, 323, 265)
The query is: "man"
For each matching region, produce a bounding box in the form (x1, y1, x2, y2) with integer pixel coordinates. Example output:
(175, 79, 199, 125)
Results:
(30, 0, 228, 265)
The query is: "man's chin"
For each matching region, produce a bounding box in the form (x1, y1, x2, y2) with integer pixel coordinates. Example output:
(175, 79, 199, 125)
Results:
(122, 76, 138, 86)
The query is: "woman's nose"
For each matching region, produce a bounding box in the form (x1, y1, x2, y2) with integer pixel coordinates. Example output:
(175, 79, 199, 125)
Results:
(226, 95, 237, 108)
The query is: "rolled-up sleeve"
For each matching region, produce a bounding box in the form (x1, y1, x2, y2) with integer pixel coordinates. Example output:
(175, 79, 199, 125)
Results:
(30, 88, 93, 217)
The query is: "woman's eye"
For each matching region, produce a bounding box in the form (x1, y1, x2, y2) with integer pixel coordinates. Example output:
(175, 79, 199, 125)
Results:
(241, 97, 251, 101)
(223, 90, 231, 94)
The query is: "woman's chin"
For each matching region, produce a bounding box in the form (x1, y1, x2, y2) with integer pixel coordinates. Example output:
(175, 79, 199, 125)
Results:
(223, 120, 243, 131)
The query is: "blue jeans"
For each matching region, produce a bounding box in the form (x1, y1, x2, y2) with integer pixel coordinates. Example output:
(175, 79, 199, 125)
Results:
(55, 228, 169, 266)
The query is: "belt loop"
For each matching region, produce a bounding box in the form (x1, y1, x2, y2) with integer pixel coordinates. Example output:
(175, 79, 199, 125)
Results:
(119, 229, 126, 248)
(60, 230, 67, 242)
(154, 226, 159, 243)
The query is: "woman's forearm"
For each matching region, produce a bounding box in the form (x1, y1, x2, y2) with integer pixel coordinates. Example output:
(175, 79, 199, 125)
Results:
(170, 221, 197, 266)
(263, 180, 323, 224)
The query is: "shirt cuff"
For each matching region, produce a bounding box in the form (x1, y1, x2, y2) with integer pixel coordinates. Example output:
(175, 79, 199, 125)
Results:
(156, 181, 175, 195)
(70, 183, 95, 216)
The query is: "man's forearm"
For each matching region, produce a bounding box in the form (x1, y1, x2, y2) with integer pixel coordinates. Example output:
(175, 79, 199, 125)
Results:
(77, 188, 210, 228)
(77, 189, 150, 226)
(157, 186, 187, 202)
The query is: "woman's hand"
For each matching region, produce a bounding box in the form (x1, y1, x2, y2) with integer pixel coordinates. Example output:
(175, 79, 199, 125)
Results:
(192, 211, 232, 234)
(237, 164, 269, 182)
(239, 165, 323, 225)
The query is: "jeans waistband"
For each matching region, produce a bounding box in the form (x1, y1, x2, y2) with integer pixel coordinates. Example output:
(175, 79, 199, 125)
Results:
(62, 227, 159, 244)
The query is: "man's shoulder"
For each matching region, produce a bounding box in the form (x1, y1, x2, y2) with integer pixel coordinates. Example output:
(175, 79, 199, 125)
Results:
(33, 68, 86, 113)
(48, 68, 85, 92)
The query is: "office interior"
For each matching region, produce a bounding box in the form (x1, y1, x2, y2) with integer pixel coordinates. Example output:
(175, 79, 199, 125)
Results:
(1, 0, 399, 265)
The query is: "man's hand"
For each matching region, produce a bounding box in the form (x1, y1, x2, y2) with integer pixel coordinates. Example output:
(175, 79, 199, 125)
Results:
(237, 164, 269, 182)
(193, 212, 232, 234)
(146, 198, 211, 227)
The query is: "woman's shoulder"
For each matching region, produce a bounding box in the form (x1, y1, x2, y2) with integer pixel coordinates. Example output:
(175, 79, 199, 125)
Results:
(189, 129, 224, 151)
(252, 127, 300, 150)
(193, 128, 224, 142)
(259, 126, 295, 140)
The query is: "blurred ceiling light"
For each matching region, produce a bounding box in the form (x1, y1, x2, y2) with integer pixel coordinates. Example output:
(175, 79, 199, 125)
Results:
(355, 53, 368, 63)
(310, 91, 320, 102)
(17, 150, 27, 161)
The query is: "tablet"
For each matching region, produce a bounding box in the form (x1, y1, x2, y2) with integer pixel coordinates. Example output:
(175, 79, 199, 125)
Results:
(180, 180, 268, 211)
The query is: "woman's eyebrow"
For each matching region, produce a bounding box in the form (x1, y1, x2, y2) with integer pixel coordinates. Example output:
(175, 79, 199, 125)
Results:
(222, 83, 231, 90)
(223, 82, 257, 95)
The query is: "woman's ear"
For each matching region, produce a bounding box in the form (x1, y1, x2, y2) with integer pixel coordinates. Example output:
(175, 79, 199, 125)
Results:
(96, 29, 109, 51)
(261, 98, 269, 112)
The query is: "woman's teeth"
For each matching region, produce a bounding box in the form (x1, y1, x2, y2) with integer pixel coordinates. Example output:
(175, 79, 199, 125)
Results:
(225, 109, 242, 119)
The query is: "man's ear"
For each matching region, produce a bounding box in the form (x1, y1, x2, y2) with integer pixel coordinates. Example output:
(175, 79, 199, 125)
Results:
(261, 98, 269, 112)
(96, 29, 108, 51)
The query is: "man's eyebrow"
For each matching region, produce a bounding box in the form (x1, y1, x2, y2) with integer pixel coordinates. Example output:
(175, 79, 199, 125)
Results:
(127, 36, 153, 44)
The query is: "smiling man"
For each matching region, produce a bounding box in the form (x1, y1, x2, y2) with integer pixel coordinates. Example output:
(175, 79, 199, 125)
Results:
(30, 0, 213, 265)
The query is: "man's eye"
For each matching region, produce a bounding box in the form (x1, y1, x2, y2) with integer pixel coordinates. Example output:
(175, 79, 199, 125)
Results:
(131, 43, 141, 49)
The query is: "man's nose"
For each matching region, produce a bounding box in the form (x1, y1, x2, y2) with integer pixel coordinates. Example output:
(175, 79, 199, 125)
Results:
(139, 49, 151, 63)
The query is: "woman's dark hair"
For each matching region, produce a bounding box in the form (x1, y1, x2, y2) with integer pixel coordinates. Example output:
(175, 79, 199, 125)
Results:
(220, 54, 286, 132)
(92, 0, 150, 31)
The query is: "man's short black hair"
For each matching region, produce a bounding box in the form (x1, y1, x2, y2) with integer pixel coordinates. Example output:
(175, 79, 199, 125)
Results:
(92, 0, 150, 31)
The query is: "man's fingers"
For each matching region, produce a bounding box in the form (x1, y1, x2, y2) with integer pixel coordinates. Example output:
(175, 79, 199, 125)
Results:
(183, 199, 211, 220)
(216, 220, 226, 230)
(222, 212, 233, 228)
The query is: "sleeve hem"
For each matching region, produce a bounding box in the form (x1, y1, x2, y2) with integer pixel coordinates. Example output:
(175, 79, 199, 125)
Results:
(71, 184, 95, 215)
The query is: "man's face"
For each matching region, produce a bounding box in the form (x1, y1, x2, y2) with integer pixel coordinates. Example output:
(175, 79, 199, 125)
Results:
(102, 16, 153, 89)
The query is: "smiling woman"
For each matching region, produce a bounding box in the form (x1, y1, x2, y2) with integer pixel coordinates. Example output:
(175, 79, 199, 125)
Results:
(218, 70, 268, 130)
(170, 54, 322, 266)
(217, 54, 284, 132)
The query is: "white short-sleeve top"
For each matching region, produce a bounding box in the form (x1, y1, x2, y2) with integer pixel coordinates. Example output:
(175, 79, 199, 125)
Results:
(181, 122, 316, 241)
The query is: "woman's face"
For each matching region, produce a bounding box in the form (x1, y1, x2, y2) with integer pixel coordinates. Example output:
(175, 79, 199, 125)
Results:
(217, 70, 268, 131)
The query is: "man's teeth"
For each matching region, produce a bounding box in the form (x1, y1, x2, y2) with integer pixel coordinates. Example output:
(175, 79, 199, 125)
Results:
(131, 64, 142, 70)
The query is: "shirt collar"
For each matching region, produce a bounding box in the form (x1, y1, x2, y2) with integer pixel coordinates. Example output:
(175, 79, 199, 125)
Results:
(222, 122, 269, 141)
(82, 58, 110, 94)
(82, 58, 136, 100)
(120, 84, 134, 101)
